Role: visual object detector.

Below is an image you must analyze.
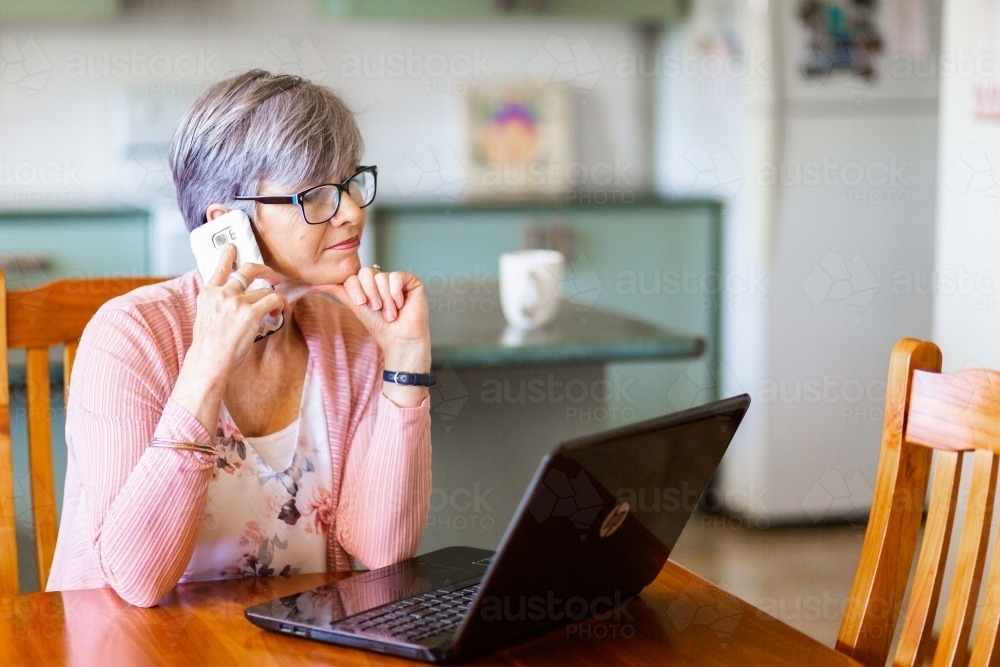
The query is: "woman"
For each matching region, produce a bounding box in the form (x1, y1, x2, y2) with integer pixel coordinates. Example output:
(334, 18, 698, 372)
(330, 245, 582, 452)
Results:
(46, 70, 432, 607)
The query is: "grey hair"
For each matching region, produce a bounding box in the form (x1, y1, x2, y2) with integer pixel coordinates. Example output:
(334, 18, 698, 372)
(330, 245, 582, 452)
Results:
(169, 69, 364, 232)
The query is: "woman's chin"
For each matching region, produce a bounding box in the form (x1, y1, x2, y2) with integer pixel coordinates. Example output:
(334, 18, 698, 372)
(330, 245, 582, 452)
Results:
(308, 255, 362, 285)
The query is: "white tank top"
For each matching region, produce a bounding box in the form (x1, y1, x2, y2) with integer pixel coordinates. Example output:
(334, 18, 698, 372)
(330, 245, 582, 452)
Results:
(181, 359, 333, 582)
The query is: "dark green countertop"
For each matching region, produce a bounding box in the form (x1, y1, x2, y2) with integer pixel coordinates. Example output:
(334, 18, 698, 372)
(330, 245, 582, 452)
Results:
(429, 285, 704, 369)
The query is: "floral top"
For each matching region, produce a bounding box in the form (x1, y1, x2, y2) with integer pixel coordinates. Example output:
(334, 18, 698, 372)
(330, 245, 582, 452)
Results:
(180, 358, 334, 582)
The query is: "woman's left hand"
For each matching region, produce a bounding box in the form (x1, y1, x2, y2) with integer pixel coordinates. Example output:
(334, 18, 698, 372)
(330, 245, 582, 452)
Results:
(312, 267, 431, 406)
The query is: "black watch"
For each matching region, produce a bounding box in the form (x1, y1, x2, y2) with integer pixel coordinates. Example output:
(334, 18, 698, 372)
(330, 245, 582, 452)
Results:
(383, 370, 439, 387)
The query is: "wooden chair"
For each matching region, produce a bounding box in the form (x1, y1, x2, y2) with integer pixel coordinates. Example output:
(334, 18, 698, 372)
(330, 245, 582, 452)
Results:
(0, 270, 164, 594)
(837, 338, 1000, 666)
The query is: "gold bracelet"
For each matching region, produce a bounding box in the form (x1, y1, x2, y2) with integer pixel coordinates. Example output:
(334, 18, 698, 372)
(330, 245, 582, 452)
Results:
(149, 438, 217, 456)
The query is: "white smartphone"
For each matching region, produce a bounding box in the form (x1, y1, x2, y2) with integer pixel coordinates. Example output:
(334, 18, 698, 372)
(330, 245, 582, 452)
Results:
(189, 209, 284, 340)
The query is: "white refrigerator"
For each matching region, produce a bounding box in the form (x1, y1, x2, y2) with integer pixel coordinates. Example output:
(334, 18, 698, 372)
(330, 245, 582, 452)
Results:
(658, 0, 940, 523)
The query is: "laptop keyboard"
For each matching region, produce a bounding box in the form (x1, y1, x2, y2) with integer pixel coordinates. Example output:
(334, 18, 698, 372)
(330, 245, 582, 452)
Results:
(334, 584, 481, 643)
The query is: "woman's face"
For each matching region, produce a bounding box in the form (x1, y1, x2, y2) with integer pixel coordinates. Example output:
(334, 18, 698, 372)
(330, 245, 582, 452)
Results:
(247, 173, 366, 285)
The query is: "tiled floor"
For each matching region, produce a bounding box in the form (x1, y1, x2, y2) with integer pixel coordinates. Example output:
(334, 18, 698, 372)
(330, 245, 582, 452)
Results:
(669, 513, 869, 647)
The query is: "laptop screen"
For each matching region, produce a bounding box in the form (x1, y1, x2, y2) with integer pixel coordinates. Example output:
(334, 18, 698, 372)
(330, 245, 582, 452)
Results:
(559, 409, 741, 553)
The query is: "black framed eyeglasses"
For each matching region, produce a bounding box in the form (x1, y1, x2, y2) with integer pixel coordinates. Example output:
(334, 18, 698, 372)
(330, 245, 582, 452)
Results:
(235, 165, 377, 225)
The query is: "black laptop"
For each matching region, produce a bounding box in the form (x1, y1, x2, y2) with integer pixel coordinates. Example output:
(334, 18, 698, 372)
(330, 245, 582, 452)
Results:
(245, 394, 751, 663)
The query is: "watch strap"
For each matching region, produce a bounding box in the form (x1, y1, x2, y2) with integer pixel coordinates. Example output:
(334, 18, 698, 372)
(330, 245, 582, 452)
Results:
(383, 370, 439, 387)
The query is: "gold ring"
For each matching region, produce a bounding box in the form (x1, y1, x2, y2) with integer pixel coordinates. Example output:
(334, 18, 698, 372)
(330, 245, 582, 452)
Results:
(371, 264, 381, 275)
(227, 271, 249, 291)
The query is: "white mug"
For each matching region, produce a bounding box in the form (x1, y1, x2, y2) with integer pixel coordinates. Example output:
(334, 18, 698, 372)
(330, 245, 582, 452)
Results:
(499, 249, 566, 330)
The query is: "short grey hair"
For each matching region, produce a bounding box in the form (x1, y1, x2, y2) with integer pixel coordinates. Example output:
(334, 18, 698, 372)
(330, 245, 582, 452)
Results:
(169, 69, 364, 232)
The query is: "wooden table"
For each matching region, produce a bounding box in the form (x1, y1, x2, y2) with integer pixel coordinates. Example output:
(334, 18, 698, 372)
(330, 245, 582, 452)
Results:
(2, 560, 863, 666)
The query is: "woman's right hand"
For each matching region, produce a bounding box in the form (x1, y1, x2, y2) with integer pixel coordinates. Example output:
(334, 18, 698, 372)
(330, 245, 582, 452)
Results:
(170, 244, 288, 434)
(189, 244, 287, 374)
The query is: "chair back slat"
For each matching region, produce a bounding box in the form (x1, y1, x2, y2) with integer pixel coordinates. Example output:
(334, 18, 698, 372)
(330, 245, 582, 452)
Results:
(968, 517, 1000, 666)
(893, 449, 963, 667)
(836, 339, 941, 666)
(25, 347, 57, 590)
(1, 270, 166, 593)
(907, 369, 1000, 453)
(931, 449, 998, 667)
(0, 271, 17, 596)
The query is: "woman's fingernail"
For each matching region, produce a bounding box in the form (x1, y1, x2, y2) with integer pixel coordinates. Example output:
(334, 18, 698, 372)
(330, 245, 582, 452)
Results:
(353, 294, 365, 305)
(371, 300, 382, 310)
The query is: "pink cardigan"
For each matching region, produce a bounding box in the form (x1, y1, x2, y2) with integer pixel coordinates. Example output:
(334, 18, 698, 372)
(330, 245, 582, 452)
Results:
(46, 270, 432, 607)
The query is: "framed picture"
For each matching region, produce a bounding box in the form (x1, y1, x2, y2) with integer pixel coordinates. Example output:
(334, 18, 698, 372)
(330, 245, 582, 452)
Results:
(465, 82, 574, 200)
(797, 0, 884, 80)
